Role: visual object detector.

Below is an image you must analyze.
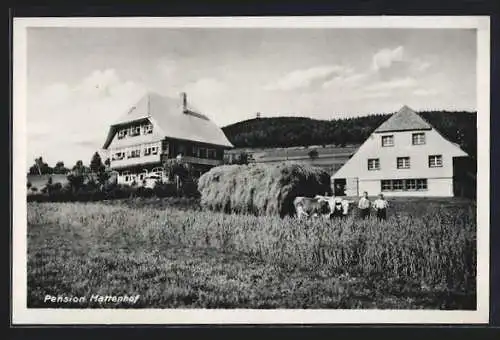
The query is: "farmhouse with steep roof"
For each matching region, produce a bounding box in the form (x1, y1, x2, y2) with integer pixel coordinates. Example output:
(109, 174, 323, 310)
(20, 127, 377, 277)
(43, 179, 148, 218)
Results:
(332, 105, 471, 197)
(102, 92, 233, 185)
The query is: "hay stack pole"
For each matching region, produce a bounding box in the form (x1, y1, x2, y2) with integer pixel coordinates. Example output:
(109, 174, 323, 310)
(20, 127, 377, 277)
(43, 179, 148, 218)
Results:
(197, 162, 332, 217)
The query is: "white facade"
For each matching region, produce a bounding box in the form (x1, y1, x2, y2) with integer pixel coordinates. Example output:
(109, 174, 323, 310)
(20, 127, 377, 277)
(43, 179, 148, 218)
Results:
(106, 119, 167, 186)
(109, 141, 163, 169)
(332, 122, 468, 197)
(102, 92, 234, 187)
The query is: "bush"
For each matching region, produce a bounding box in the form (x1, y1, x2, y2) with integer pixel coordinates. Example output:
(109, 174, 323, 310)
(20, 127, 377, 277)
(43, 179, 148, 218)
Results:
(105, 184, 135, 200)
(153, 183, 178, 197)
(26, 176, 202, 202)
(179, 181, 201, 198)
(135, 186, 154, 198)
(197, 162, 332, 217)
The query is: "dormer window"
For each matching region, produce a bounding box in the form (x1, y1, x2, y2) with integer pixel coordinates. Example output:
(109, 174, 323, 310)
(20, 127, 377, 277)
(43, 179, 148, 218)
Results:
(381, 135, 394, 147)
(143, 124, 153, 135)
(113, 152, 125, 161)
(129, 126, 141, 137)
(117, 129, 127, 139)
(412, 132, 426, 145)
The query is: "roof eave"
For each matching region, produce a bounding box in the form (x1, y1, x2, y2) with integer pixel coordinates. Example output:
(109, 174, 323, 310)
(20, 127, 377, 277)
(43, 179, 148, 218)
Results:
(102, 127, 117, 150)
(374, 127, 433, 133)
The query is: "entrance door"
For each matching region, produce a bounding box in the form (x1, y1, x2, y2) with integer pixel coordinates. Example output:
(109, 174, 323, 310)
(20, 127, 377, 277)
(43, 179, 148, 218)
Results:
(333, 178, 347, 196)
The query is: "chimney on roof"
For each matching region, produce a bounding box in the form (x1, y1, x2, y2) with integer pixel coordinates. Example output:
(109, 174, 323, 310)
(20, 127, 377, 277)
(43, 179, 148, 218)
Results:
(181, 92, 187, 113)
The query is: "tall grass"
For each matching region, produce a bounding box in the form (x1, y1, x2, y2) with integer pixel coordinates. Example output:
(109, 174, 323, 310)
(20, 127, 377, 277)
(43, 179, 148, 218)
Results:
(28, 201, 476, 292)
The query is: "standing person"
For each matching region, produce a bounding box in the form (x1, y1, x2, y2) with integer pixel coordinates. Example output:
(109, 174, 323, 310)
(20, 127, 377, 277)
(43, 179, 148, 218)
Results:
(358, 191, 371, 219)
(373, 193, 389, 221)
(329, 197, 345, 220)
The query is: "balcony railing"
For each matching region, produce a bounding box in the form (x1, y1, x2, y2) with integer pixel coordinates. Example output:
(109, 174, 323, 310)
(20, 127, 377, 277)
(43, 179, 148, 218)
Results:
(179, 156, 223, 166)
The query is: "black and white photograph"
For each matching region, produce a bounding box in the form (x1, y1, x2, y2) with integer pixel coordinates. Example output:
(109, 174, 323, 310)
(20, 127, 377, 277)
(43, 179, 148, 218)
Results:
(12, 16, 490, 324)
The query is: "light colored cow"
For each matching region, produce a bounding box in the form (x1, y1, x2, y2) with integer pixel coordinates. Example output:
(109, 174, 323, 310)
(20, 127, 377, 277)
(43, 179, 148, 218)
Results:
(315, 195, 354, 219)
(293, 196, 331, 219)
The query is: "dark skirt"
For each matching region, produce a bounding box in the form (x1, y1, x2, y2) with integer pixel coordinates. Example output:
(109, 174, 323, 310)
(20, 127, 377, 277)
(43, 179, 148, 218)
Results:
(376, 208, 387, 220)
(360, 208, 370, 219)
(330, 209, 344, 219)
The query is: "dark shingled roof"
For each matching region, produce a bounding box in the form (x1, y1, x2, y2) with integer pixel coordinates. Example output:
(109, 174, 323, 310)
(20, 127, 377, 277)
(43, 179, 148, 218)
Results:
(102, 92, 234, 149)
(374, 105, 432, 133)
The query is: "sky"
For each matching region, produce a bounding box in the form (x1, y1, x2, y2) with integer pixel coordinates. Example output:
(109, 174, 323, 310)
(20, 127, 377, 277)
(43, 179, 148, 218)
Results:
(25, 27, 477, 169)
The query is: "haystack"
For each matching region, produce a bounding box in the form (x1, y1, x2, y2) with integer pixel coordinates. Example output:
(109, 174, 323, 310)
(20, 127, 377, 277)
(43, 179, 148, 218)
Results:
(197, 163, 332, 217)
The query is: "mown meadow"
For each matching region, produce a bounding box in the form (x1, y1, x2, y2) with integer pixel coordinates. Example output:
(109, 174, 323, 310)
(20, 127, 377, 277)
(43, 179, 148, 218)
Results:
(27, 197, 476, 309)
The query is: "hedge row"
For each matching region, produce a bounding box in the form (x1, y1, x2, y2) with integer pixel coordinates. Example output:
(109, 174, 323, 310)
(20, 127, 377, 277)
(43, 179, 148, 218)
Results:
(27, 182, 200, 203)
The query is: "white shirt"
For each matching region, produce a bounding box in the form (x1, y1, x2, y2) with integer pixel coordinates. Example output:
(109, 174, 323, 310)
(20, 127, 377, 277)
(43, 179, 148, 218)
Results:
(358, 197, 371, 209)
(373, 199, 389, 209)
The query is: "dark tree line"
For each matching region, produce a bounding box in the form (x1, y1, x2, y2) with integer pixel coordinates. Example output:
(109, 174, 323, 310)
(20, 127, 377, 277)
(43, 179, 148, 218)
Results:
(222, 111, 477, 160)
(28, 153, 110, 176)
(28, 152, 112, 193)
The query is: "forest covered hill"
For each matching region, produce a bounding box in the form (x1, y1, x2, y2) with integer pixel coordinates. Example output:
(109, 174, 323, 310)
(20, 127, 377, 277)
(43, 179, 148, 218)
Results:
(222, 111, 477, 159)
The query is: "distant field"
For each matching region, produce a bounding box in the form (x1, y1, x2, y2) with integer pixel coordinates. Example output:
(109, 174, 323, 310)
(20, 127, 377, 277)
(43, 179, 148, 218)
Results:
(226, 145, 358, 172)
(27, 174, 69, 192)
(27, 197, 476, 309)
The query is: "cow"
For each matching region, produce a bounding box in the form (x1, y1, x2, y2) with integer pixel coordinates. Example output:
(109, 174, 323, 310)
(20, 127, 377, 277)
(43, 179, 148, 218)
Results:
(314, 195, 354, 220)
(293, 196, 331, 219)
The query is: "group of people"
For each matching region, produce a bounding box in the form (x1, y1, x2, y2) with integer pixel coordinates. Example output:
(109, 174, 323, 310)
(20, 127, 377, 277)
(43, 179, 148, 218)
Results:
(357, 191, 389, 221)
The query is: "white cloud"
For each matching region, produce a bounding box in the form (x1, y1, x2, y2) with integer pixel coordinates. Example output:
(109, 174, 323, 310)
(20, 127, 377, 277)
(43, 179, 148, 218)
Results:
(41, 83, 72, 106)
(157, 58, 178, 78)
(181, 77, 229, 122)
(27, 69, 147, 168)
(264, 65, 352, 91)
(412, 88, 439, 96)
(322, 72, 369, 90)
(413, 60, 432, 72)
(363, 91, 392, 99)
(364, 77, 418, 92)
(77, 69, 121, 98)
(372, 46, 404, 71)
(183, 77, 227, 98)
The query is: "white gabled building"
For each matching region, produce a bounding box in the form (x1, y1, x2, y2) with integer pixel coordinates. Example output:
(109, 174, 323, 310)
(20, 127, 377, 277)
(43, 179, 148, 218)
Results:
(331, 105, 470, 197)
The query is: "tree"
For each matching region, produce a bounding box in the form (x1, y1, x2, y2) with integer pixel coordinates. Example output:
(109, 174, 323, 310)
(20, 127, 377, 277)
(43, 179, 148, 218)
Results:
(164, 158, 189, 181)
(29, 164, 40, 176)
(97, 170, 110, 187)
(67, 160, 89, 192)
(72, 160, 89, 176)
(29, 157, 52, 175)
(163, 158, 192, 195)
(90, 152, 105, 174)
(67, 173, 84, 192)
(53, 161, 69, 174)
(90, 152, 109, 186)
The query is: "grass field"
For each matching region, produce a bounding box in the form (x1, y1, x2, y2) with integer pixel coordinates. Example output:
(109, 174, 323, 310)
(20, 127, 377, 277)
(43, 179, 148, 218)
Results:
(27, 197, 476, 309)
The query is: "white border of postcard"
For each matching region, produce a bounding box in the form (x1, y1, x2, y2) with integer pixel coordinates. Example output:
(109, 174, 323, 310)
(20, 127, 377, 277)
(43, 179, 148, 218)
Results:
(12, 15, 490, 325)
